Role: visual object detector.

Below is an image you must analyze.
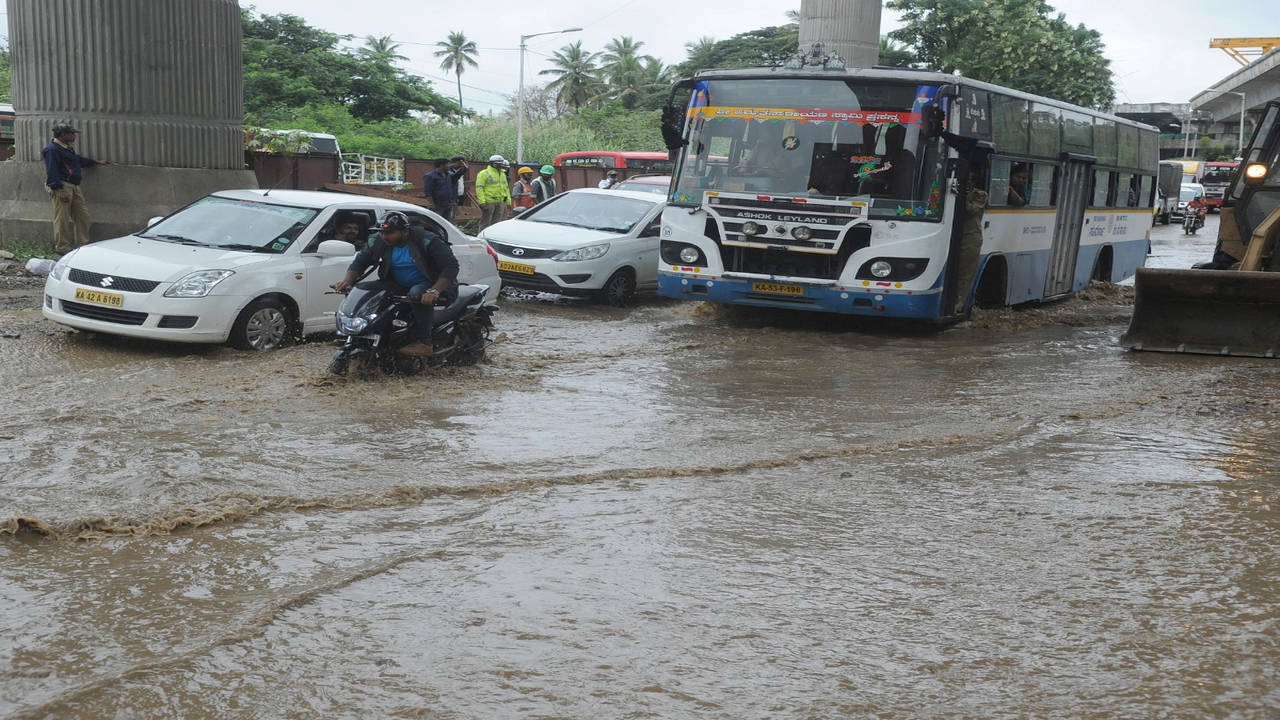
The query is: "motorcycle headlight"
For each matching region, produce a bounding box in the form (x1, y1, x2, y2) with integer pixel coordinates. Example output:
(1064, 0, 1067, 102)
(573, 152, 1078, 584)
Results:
(164, 270, 234, 298)
(337, 314, 368, 335)
(552, 243, 610, 262)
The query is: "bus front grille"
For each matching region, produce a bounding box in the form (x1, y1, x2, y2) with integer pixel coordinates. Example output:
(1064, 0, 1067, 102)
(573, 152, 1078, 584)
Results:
(716, 225, 870, 281)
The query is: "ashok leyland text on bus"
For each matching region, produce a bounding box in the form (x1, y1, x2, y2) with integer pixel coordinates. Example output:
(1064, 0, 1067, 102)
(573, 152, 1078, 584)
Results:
(655, 57, 1159, 320)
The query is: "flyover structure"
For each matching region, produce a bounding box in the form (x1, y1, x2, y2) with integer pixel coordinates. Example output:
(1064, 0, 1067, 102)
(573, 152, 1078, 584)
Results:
(0, 0, 256, 251)
(1189, 46, 1280, 155)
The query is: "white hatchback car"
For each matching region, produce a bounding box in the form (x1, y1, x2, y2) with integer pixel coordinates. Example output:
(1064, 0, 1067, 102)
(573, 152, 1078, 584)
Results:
(480, 188, 664, 305)
(42, 189, 501, 350)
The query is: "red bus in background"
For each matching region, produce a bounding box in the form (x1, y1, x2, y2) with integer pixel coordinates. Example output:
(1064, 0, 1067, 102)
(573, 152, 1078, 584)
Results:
(553, 150, 673, 173)
(1200, 160, 1238, 211)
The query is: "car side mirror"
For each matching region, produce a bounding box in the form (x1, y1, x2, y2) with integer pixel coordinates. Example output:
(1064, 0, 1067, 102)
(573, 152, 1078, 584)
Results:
(640, 224, 661, 238)
(146, 216, 164, 227)
(315, 239, 356, 257)
(512, 207, 527, 217)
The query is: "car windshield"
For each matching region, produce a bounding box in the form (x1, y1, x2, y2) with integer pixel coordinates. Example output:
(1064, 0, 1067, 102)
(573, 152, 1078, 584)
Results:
(139, 196, 319, 253)
(519, 192, 656, 233)
(1180, 187, 1202, 202)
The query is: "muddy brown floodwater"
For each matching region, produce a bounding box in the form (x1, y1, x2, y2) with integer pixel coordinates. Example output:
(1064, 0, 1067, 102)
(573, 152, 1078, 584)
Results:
(2, 222, 1278, 719)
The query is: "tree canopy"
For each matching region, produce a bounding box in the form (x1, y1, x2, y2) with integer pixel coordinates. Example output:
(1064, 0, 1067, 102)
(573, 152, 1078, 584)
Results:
(0, 45, 9, 104)
(241, 10, 457, 123)
(886, 0, 1115, 108)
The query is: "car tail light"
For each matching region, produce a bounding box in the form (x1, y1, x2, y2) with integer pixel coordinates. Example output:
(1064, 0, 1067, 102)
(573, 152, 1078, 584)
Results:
(485, 244, 499, 265)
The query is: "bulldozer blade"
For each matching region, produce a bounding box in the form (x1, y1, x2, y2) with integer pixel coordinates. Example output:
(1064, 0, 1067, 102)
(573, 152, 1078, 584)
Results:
(1122, 267, 1280, 357)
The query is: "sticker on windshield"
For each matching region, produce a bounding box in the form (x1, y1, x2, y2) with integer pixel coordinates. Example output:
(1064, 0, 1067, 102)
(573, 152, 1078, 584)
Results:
(782, 136, 799, 151)
(270, 238, 289, 251)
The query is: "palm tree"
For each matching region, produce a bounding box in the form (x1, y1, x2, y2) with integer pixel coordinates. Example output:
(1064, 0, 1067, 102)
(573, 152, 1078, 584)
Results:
(600, 36, 653, 109)
(434, 31, 479, 109)
(539, 41, 602, 113)
(361, 35, 407, 66)
(683, 36, 719, 72)
(786, 9, 800, 22)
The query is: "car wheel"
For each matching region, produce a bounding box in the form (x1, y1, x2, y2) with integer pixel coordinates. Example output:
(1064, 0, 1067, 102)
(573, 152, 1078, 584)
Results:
(595, 268, 636, 307)
(230, 297, 293, 351)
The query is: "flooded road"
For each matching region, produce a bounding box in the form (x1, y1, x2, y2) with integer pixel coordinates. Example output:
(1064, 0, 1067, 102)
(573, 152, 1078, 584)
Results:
(3, 217, 1279, 718)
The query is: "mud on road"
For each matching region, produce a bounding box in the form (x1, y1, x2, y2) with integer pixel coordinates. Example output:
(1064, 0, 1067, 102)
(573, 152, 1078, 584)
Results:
(2, 268, 1279, 719)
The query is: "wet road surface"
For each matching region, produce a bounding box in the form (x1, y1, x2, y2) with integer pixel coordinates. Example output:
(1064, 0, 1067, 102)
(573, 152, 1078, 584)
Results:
(2, 216, 1278, 718)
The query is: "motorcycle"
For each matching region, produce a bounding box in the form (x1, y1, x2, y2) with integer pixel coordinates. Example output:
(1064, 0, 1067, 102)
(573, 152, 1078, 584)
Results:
(328, 282, 496, 378)
(1182, 207, 1204, 235)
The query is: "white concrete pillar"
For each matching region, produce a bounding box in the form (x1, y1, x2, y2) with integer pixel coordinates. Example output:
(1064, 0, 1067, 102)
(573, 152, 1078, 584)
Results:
(798, 0, 882, 69)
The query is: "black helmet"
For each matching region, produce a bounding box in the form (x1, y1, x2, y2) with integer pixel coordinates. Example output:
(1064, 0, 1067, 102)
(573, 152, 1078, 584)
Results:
(379, 211, 410, 231)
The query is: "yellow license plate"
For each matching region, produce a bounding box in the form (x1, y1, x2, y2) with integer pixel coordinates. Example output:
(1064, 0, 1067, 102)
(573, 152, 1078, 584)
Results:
(752, 282, 804, 296)
(74, 288, 125, 307)
(498, 260, 536, 275)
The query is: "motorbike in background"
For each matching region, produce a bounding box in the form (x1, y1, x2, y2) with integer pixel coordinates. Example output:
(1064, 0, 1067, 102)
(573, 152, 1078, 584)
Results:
(1182, 206, 1205, 235)
(328, 283, 495, 378)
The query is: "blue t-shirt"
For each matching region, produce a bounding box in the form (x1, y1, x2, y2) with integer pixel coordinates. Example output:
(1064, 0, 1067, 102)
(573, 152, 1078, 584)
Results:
(390, 245, 428, 288)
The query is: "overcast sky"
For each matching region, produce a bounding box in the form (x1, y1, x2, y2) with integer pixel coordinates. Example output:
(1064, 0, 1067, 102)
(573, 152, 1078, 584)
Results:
(9, 1, 1270, 112)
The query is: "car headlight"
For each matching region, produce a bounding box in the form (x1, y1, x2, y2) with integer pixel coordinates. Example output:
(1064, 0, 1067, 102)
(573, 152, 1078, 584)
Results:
(552, 243, 610, 262)
(164, 270, 234, 298)
(49, 252, 74, 281)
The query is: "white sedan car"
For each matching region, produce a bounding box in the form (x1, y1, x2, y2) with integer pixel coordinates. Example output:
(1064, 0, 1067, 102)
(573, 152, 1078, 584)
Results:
(42, 189, 501, 350)
(480, 188, 664, 305)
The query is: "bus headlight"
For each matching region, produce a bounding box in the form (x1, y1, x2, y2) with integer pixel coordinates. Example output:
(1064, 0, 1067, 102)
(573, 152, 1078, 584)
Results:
(790, 226, 812, 241)
(742, 221, 762, 237)
(679, 246, 700, 263)
(870, 260, 893, 278)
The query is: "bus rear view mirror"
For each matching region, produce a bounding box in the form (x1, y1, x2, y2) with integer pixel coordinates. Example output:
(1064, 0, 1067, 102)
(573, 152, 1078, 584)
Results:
(661, 104, 687, 153)
(922, 105, 945, 139)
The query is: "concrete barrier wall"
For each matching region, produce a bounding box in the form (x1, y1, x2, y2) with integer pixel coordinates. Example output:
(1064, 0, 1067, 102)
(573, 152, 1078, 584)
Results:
(7, 0, 243, 169)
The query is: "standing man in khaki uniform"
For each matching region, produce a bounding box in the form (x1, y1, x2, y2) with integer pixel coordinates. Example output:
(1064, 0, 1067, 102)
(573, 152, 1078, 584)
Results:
(42, 123, 109, 256)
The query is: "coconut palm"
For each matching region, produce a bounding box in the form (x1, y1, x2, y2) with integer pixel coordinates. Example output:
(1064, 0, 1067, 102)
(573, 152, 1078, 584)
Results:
(600, 36, 653, 109)
(361, 35, 407, 66)
(434, 31, 479, 109)
(684, 36, 719, 71)
(539, 41, 602, 113)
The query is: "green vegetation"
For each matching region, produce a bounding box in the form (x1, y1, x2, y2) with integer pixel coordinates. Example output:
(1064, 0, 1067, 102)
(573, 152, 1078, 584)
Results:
(0, 45, 10, 104)
(886, 0, 1115, 109)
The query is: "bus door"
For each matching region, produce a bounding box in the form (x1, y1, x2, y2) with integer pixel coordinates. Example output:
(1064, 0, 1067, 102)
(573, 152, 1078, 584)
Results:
(1044, 157, 1093, 298)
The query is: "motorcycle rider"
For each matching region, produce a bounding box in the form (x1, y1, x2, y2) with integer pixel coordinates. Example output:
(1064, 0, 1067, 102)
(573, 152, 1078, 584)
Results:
(1185, 194, 1207, 232)
(333, 211, 459, 357)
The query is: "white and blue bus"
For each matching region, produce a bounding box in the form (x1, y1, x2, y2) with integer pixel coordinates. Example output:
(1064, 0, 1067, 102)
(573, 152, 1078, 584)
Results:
(656, 66, 1158, 319)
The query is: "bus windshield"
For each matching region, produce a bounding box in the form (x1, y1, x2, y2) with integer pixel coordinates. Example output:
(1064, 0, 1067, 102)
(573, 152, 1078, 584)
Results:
(671, 78, 946, 219)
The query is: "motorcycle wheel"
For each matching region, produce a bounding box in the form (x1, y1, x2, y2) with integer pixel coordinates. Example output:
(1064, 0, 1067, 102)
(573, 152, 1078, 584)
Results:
(327, 357, 349, 376)
(359, 354, 378, 380)
(450, 320, 489, 365)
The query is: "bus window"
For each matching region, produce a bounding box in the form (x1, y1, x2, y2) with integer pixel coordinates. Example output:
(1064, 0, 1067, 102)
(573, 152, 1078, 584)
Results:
(989, 158, 1013, 207)
(1091, 170, 1110, 207)
(1118, 173, 1135, 207)
(1030, 164, 1053, 206)
(1140, 175, 1154, 208)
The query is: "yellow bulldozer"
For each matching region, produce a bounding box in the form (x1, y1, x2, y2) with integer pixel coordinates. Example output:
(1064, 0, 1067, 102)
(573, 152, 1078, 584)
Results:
(1122, 101, 1280, 358)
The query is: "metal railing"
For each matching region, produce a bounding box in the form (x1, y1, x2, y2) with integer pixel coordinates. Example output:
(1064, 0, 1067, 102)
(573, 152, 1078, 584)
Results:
(341, 153, 405, 186)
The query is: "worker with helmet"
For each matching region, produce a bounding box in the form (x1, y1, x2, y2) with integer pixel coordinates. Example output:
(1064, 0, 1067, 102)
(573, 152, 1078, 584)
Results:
(532, 165, 558, 204)
(476, 154, 512, 230)
(512, 166, 537, 210)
